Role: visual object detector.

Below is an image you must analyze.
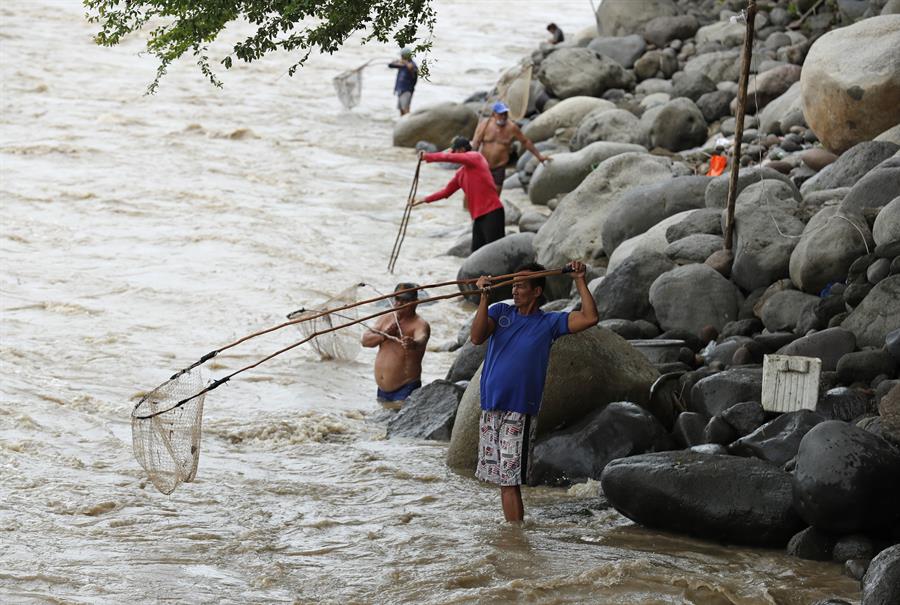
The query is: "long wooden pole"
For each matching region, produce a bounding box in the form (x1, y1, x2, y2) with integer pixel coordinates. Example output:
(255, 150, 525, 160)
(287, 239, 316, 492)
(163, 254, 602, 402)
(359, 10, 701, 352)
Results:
(138, 268, 571, 418)
(723, 0, 758, 252)
(169, 267, 571, 378)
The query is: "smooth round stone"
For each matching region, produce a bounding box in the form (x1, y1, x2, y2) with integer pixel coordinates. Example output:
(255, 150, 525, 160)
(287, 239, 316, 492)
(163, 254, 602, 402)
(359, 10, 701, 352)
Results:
(801, 147, 838, 170)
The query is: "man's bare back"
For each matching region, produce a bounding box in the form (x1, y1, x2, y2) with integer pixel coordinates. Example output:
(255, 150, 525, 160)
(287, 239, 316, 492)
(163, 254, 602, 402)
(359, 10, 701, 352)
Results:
(361, 302, 430, 393)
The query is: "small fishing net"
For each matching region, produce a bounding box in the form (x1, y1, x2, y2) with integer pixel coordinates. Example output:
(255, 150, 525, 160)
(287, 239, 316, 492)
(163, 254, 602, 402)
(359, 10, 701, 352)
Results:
(131, 368, 205, 495)
(289, 284, 363, 361)
(333, 64, 366, 110)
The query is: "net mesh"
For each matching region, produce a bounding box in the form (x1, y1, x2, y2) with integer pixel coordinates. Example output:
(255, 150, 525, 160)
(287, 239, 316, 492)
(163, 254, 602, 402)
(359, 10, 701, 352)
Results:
(293, 284, 362, 361)
(333, 65, 365, 110)
(131, 368, 205, 495)
(491, 60, 533, 121)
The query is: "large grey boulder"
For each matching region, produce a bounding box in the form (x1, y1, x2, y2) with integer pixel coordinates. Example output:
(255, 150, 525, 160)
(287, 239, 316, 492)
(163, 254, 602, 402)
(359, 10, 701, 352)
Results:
(597, 0, 678, 37)
(759, 289, 821, 332)
(759, 82, 803, 135)
(671, 71, 717, 102)
(534, 153, 687, 297)
(684, 49, 742, 83)
(801, 15, 900, 153)
(601, 176, 710, 255)
(445, 339, 486, 383)
(649, 264, 742, 335)
(587, 34, 646, 68)
(529, 402, 672, 486)
(842, 276, 900, 347)
(570, 108, 647, 150)
(447, 328, 659, 474)
(704, 166, 797, 208)
(639, 97, 708, 152)
(794, 421, 900, 533)
(456, 233, 534, 303)
(737, 64, 802, 114)
(538, 48, 634, 99)
(601, 452, 804, 546)
(839, 156, 900, 215)
(695, 20, 745, 48)
(863, 545, 900, 605)
(522, 96, 616, 143)
(641, 14, 699, 47)
(607, 210, 701, 274)
(392, 102, 478, 149)
(729, 410, 826, 466)
(801, 141, 900, 196)
(633, 48, 679, 81)
(527, 141, 646, 206)
(875, 122, 900, 144)
(592, 250, 676, 322)
(518, 211, 548, 234)
(776, 327, 857, 372)
(696, 89, 736, 123)
(789, 205, 873, 294)
(666, 208, 724, 242)
(386, 380, 464, 441)
(691, 367, 763, 417)
(873, 197, 900, 246)
(731, 180, 806, 292)
(665, 234, 724, 264)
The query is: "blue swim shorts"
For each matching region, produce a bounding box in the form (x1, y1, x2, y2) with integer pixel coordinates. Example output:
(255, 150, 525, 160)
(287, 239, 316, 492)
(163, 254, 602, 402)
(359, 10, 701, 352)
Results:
(377, 379, 421, 403)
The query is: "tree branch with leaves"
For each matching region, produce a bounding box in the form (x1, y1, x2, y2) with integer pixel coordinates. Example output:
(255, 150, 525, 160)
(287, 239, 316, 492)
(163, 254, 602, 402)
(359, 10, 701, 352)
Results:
(84, 0, 435, 93)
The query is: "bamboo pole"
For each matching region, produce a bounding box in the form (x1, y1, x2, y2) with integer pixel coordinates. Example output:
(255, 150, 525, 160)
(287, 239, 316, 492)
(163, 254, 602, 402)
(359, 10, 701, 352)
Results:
(138, 267, 571, 418)
(723, 0, 758, 252)
(168, 267, 573, 379)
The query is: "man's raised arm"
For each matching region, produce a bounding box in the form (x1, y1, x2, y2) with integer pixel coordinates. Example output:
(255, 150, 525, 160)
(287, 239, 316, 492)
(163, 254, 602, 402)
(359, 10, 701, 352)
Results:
(470, 275, 496, 345)
(566, 261, 599, 334)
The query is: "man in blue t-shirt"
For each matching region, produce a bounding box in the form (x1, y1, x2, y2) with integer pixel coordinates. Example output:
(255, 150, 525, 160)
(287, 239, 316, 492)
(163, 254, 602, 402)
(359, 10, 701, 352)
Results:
(470, 261, 599, 522)
(388, 48, 418, 116)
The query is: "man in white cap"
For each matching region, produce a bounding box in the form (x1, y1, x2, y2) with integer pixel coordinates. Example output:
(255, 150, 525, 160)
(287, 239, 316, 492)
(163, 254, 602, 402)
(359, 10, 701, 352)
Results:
(472, 101, 550, 193)
(388, 48, 418, 116)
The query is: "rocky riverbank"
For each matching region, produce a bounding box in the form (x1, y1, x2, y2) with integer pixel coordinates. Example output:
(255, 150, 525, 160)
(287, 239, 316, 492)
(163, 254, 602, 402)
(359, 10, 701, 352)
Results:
(386, 1, 899, 602)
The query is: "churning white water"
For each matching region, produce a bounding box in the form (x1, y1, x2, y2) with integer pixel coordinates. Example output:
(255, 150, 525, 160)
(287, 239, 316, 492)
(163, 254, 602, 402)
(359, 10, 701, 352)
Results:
(1, 1, 860, 603)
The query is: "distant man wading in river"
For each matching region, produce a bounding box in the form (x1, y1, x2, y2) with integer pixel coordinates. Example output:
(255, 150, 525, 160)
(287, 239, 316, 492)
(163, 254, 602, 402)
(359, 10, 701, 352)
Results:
(388, 48, 418, 116)
(361, 283, 430, 410)
(472, 101, 549, 193)
(471, 261, 598, 522)
(413, 136, 505, 252)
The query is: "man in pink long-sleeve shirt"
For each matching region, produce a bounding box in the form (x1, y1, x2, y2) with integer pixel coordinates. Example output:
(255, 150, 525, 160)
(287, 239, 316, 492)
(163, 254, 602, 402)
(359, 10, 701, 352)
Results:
(413, 136, 505, 252)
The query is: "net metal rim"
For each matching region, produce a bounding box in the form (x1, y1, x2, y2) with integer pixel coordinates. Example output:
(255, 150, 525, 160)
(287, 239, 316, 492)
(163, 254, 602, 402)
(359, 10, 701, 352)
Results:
(131, 374, 203, 420)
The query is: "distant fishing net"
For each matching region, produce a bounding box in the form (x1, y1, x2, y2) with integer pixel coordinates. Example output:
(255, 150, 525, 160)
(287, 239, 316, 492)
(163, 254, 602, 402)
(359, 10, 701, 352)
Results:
(333, 64, 365, 110)
(288, 284, 363, 361)
(131, 368, 205, 495)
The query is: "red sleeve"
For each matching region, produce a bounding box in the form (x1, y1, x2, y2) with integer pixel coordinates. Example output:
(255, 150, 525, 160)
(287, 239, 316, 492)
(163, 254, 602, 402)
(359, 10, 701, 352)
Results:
(424, 172, 461, 202)
(424, 151, 479, 168)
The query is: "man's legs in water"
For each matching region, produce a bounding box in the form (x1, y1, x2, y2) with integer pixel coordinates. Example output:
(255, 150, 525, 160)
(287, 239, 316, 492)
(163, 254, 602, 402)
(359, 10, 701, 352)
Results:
(501, 485, 524, 522)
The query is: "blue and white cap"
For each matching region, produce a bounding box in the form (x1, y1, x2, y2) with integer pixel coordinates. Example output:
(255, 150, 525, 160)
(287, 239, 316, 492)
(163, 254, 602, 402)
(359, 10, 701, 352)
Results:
(492, 101, 510, 114)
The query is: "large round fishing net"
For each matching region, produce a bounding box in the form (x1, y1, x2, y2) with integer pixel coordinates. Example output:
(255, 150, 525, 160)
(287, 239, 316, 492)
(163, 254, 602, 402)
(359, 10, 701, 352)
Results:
(289, 284, 363, 361)
(131, 368, 205, 495)
(491, 60, 532, 121)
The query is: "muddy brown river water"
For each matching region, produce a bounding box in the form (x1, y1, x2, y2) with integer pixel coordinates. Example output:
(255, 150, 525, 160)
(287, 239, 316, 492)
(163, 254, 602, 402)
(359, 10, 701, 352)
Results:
(0, 1, 861, 603)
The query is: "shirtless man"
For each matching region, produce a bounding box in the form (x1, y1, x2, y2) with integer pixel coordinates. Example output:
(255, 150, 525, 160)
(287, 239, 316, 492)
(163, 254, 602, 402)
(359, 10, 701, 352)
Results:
(472, 101, 550, 193)
(361, 283, 430, 409)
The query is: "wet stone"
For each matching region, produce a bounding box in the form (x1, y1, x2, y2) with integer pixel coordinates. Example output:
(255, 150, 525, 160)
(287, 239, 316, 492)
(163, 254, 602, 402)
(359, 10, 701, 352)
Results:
(787, 526, 835, 561)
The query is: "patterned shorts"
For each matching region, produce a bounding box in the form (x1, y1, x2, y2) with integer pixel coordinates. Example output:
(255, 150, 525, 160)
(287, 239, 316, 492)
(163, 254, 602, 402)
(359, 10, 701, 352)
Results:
(475, 410, 531, 487)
